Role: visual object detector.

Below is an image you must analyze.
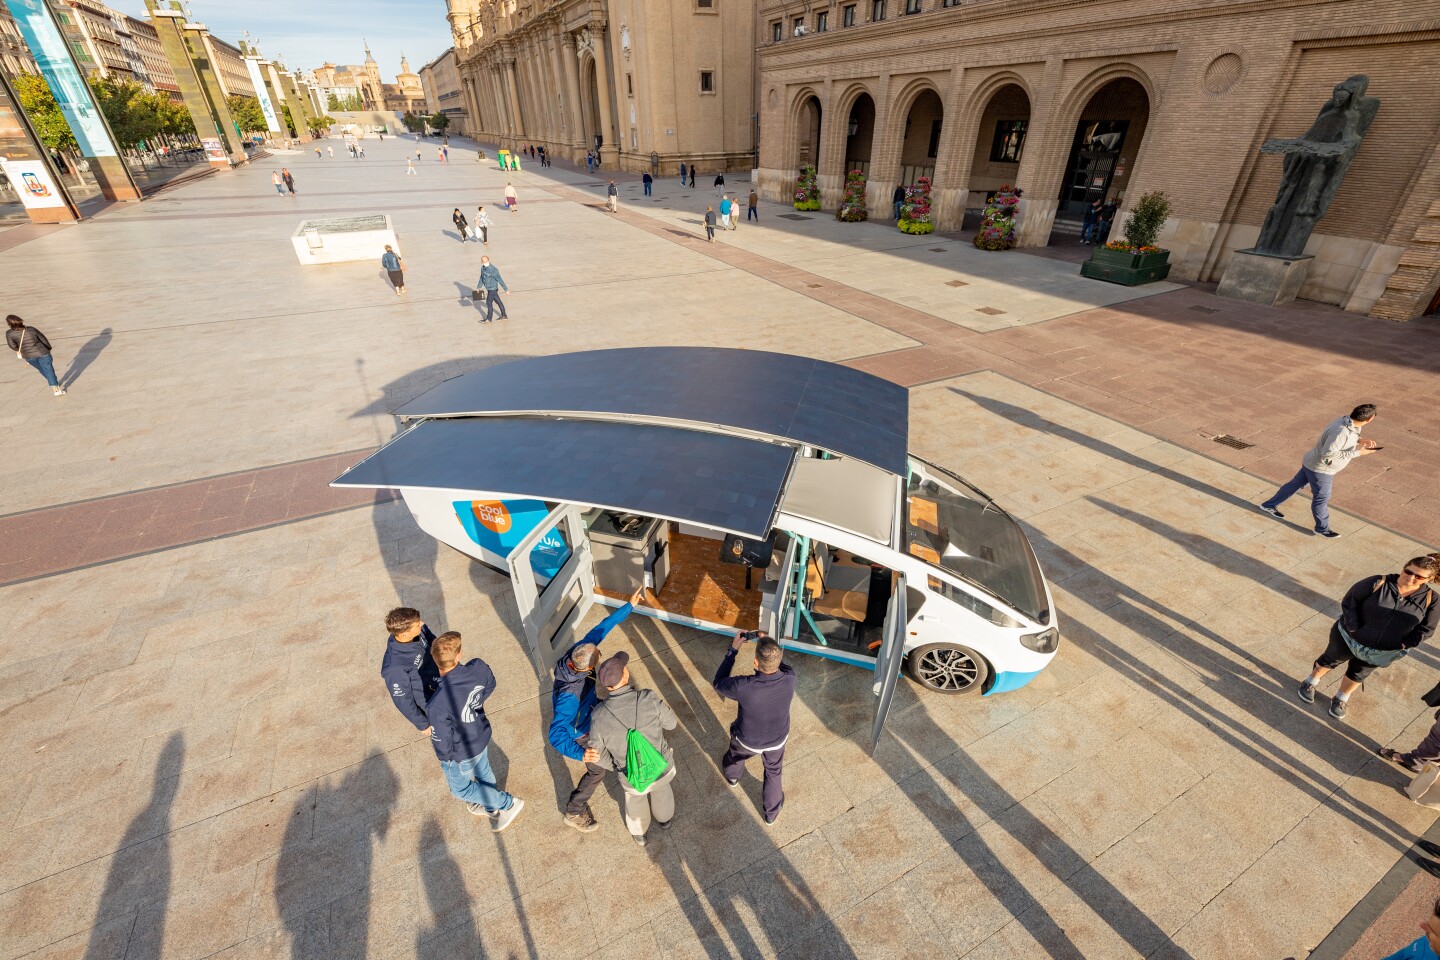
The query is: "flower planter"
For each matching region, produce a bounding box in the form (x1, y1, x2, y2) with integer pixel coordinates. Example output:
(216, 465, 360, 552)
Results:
(1080, 247, 1172, 285)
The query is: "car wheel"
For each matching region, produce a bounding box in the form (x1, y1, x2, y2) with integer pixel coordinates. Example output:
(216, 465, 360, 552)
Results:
(904, 643, 990, 696)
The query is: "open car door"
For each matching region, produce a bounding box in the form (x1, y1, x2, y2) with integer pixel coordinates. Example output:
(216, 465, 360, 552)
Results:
(870, 574, 907, 752)
(505, 503, 595, 677)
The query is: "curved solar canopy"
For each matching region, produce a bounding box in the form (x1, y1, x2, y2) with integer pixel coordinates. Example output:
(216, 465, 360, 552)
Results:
(395, 348, 910, 477)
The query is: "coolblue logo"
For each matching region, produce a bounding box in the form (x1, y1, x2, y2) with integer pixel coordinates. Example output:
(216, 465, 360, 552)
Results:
(461, 685, 486, 723)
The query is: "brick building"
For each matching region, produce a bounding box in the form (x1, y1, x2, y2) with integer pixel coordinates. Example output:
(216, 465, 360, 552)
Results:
(443, 0, 756, 173)
(755, 0, 1440, 320)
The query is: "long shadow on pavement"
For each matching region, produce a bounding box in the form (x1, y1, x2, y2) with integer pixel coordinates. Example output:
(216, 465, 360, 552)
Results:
(61, 326, 112, 391)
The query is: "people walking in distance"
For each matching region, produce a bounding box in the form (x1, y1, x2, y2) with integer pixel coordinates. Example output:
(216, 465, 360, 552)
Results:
(747, 189, 759, 222)
(271, 170, 285, 196)
(416, 146, 422, 162)
(452, 207, 469, 243)
(327, 145, 334, 158)
(689, 162, 696, 187)
(714, 171, 725, 197)
(281, 168, 296, 196)
(606, 180, 619, 213)
(504, 182, 518, 212)
(1095, 196, 1118, 244)
(314, 145, 321, 159)
(381, 245, 406, 296)
(358, 145, 366, 158)
(642, 171, 653, 196)
(442, 145, 449, 162)
(1080, 197, 1103, 244)
(704, 206, 717, 242)
(714, 632, 797, 824)
(379, 607, 441, 733)
(585, 151, 595, 175)
(426, 631, 525, 831)
(549, 596, 638, 832)
(892, 184, 906, 220)
(1298, 553, 1440, 721)
(470, 205, 491, 245)
(7, 315, 65, 396)
(719, 194, 732, 231)
(437, 147, 445, 163)
(585, 652, 679, 846)
(475, 255, 509, 322)
(406, 158, 418, 176)
(679, 162, 687, 186)
(1261, 404, 1379, 538)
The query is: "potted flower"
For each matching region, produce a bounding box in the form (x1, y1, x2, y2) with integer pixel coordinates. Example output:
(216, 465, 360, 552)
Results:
(972, 185, 1020, 250)
(836, 169, 868, 222)
(793, 164, 820, 211)
(1080, 190, 1173, 285)
(898, 177, 934, 235)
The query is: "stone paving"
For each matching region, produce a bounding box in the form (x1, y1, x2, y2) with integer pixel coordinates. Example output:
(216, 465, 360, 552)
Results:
(2, 135, 1440, 959)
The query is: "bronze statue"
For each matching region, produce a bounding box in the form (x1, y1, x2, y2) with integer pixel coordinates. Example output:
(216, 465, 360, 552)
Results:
(1255, 75, 1378, 258)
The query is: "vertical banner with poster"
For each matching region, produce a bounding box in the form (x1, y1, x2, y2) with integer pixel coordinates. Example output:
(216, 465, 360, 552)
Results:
(202, 139, 226, 162)
(0, 65, 78, 221)
(0, 159, 64, 209)
(243, 58, 283, 134)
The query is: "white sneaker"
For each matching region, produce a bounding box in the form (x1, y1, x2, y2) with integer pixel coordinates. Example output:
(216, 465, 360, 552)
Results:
(492, 798, 524, 833)
(466, 802, 496, 817)
(53, 387, 66, 396)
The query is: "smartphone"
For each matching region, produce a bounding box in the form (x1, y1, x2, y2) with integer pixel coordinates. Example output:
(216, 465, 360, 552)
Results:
(738, 629, 762, 642)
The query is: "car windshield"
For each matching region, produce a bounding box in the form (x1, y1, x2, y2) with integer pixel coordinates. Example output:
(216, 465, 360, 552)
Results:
(904, 457, 1049, 623)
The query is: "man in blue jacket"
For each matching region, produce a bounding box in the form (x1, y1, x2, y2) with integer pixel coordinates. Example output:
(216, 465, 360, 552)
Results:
(550, 596, 638, 832)
(475, 255, 509, 323)
(715, 632, 797, 824)
(427, 631, 524, 832)
(379, 607, 441, 733)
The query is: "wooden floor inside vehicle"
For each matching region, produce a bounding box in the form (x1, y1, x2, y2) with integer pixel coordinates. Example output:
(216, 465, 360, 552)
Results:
(595, 531, 765, 629)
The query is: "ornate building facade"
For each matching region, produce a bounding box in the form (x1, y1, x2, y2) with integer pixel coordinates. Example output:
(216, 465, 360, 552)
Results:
(444, 0, 756, 173)
(755, 0, 1440, 320)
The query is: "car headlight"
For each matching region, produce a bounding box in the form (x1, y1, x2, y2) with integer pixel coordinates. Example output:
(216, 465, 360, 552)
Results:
(1020, 627, 1059, 654)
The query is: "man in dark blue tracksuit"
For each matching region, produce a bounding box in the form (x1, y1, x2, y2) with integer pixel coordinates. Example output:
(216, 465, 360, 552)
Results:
(379, 607, 441, 732)
(427, 631, 524, 831)
(715, 632, 797, 824)
(549, 600, 635, 832)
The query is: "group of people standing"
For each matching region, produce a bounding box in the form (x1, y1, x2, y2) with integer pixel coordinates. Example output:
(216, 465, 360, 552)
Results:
(520, 144, 549, 167)
(704, 190, 758, 240)
(380, 590, 797, 845)
(1079, 195, 1119, 245)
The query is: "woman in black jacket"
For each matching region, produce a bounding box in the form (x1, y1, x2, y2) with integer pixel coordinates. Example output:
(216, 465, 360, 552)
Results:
(7, 314, 65, 396)
(1299, 553, 1440, 720)
(452, 208, 469, 243)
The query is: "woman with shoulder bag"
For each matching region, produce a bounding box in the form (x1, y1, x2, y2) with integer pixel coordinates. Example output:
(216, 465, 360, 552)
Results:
(471, 205, 491, 245)
(381, 245, 406, 296)
(1299, 553, 1440, 720)
(7, 315, 65, 396)
(452, 207, 469, 243)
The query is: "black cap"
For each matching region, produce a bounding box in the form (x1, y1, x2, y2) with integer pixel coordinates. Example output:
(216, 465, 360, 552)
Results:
(597, 651, 630, 689)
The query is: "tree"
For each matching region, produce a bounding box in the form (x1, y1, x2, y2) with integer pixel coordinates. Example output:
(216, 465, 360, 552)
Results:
(400, 111, 422, 133)
(280, 104, 296, 137)
(326, 92, 341, 110)
(11, 72, 77, 153)
(428, 111, 450, 134)
(307, 115, 336, 136)
(226, 95, 267, 136)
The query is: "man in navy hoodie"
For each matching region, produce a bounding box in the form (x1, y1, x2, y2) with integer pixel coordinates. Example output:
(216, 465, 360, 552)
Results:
(549, 598, 637, 832)
(380, 607, 441, 733)
(427, 631, 524, 832)
(715, 632, 797, 824)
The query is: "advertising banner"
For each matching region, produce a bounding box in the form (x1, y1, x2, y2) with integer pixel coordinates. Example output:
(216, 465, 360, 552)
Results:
(453, 500, 572, 581)
(7, 0, 118, 158)
(202, 138, 226, 161)
(244, 58, 283, 133)
(0, 159, 65, 209)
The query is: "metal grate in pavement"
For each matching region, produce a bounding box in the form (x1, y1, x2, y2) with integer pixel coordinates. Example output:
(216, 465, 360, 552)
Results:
(1189, 305, 1220, 314)
(929, 248, 947, 253)
(777, 214, 813, 221)
(946, 280, 969, 288)
(807, 283, 823, 289)
(976, 306, 1005, 315)
(1213, 435, 1254, 449)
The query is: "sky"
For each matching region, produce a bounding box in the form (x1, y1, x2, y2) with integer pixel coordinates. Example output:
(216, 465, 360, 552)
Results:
(106, 0, 455, 78)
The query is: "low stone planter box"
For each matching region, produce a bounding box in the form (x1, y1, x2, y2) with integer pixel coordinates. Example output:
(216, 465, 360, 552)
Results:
(1080, 246, 1172, 285)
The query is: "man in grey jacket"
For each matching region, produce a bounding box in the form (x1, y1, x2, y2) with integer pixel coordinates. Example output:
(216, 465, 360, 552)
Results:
(475, 256, 509, 323)
(584, 651, 678, 845)
(1261, 403, 1378, 538)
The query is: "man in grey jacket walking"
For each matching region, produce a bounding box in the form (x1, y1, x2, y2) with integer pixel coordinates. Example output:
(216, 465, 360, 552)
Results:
(475, 256, 510, 323)
(1261, 403, 1378, 538)
(584, 652, 678, 845)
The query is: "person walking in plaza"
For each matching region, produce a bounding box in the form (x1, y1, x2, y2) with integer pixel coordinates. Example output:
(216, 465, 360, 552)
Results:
(314, 145, 321, 159)
(549, 594, 638, 832)
(1298, 553, 1440, 720)
(381, 245, 406, 296)
(892, 184, 906, 220)
(442, 145, 449, 162)
(415, 146, 422, 162)
(719, 194, 733, 231)
(642, 171, 653, 196)
(437, 146, 445, 163)
(1080, 196, 1102, 244)
(584, 652, 679, 845)
(1095, 197, 1118, 244)
(747, 188, 759, 222)
(470, 205, 491, 245)
(606, 180, 619, 213)
(714, 632, 797, 824)
(1381, 707, 1440, 774)
(379, 607, 441, 733)
(327, 145, 334, 158)
(1260, 404, 1379, 538)
(504, 182, 518, 212)
(7, 315, 65, 396)
(704, 206, 717, 242)
(714, 171, 725, 197)
(358, 145, 366, 158)
(586, 151, 595, 175)
(426, 631, 525, 831)
(271, 170, 285, 196)
(452, 207, 469, 243)
(689, 161, 696, 187)
(1379, 899, 1440, 959)
(281, 168, 296, 196)
(406, 158, 417, 176)
(475, 255, 509, 322)
(679, 161, 687, 187)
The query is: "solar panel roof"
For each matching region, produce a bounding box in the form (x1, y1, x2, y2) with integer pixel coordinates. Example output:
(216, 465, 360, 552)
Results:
(332, 417, 796, 538)
(394, 348, 910, 477)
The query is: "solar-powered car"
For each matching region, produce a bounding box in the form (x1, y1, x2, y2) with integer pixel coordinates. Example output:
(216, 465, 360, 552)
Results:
(333, 348, 1059, 745)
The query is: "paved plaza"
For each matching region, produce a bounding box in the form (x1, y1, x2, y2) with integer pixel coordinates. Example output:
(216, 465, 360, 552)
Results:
(3, 136, 1440, 959)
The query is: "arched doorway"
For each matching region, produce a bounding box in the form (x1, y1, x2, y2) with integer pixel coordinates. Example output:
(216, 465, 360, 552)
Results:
(898, 89, 943, 187)
(796, 95, 822, 169)
(844, 93, 875, 176)
(1057, 77, 1150, 223)
(969, 83, 1031, 214)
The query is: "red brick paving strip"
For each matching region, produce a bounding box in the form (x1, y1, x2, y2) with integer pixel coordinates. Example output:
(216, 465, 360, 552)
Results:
(0, 449, 393, 586)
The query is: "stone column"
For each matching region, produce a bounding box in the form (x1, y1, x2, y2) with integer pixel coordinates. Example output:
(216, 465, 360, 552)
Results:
(561, 33, 584, 160)
(504, 58, 526, 146)
(548, 32, 572, 147)
(591, 27, 618, 166)
(1013, 58, 1063, 248)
